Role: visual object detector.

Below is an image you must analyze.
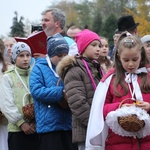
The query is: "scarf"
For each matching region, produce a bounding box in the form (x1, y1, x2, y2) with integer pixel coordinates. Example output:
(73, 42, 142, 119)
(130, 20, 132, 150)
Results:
(125, 67, 148, 101)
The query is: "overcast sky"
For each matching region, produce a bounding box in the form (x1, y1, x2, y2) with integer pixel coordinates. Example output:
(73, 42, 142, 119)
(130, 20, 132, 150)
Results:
(0, 0, 66, 37)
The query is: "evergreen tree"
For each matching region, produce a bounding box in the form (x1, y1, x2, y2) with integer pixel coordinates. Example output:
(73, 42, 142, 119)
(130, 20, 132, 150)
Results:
(10, 11, 25, 37)
(75, 0, 93, 29)
(101, 14, 118, 46)
(92, 10, 103, 35)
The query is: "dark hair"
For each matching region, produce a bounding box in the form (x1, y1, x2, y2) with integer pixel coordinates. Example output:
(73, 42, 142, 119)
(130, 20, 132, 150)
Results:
(113, 32, 150, 96)
(114, 29, 122, 34)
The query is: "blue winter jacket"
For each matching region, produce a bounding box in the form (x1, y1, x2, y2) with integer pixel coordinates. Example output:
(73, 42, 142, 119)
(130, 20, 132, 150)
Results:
(29, 58, 72, 133)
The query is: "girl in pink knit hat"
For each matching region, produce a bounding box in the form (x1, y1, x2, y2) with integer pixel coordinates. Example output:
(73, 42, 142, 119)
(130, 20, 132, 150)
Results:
(57, 29, 103, 150)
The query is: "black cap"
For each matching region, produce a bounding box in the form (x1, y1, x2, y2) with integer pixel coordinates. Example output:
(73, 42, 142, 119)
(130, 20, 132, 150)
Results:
(117, 15, 139, 31)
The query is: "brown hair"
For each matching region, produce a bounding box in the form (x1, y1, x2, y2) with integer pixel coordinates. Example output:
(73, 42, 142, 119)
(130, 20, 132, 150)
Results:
(113, 32, 150, 96)
(0, 39, 8, 72)
(98, 37, 112, 69)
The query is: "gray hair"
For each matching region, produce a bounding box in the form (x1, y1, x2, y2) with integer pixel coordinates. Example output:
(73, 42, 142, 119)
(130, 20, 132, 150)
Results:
(42, 8, 66, 30)
(3, 37, 16, 43)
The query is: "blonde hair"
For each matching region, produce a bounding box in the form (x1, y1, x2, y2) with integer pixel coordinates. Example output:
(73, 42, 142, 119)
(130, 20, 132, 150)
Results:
(0, 39, 8, 72)
(3, 37, 16, 43)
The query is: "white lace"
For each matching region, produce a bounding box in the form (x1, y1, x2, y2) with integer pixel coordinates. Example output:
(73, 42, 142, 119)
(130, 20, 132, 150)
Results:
(125, 67, 148, 101)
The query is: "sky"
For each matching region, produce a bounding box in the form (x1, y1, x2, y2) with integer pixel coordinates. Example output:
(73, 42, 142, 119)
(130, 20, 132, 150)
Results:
(0, 0, 64, 37)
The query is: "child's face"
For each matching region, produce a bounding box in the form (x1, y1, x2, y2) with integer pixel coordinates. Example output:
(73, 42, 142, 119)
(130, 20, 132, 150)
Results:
(50, 52, 67, 66)
(82, 40, 101, 60)
(99, 39, 109, 57)
(143, 42, 150, 61)
(119, 47, 141, 73)
(15, 51, 31, 69)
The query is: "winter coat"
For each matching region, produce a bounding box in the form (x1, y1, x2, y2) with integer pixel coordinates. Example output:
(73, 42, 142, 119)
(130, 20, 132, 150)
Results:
(29, 58, 72, 133)
(57, 55, 102, 143)
(0, 66, 31, 131)
(104, 72, 150, 150)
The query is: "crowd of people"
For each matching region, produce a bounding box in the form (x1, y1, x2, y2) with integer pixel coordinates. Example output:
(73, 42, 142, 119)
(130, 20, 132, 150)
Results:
(0, 7, 150, 150)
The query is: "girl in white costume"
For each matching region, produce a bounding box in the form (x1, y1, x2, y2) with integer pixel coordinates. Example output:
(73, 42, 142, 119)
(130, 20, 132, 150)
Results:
(86, 32, 150, 150)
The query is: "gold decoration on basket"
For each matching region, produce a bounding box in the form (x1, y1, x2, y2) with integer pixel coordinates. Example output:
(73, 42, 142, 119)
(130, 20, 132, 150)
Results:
(118, 98, 145, 132)
(135, 100, 140, 105)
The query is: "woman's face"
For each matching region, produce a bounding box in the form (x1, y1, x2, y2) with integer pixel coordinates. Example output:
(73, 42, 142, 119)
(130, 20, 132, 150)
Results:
(4, 40, 15, 56)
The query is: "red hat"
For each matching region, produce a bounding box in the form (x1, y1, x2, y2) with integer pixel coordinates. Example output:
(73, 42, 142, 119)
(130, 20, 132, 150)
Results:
(75, 29, 101, 54)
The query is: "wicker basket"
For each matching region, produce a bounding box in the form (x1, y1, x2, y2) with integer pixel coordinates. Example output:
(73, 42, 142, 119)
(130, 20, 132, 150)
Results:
(118, 98, 145, 132)
(22, 93, 35, 120)
(22, 103, 34, 120)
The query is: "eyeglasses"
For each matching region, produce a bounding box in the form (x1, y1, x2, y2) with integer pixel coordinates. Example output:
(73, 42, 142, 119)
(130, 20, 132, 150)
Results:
(113, 34, 120, 39)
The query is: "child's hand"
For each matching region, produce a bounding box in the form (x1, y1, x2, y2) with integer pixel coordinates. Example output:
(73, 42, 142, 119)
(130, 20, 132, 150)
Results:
(20, 122, 36, 134)
(136, 101, 150, 112)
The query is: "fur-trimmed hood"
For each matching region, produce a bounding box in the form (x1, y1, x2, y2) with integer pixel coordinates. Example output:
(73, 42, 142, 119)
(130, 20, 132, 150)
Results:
(56, 55, 77, 81)
(57, 54, 101, 82)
